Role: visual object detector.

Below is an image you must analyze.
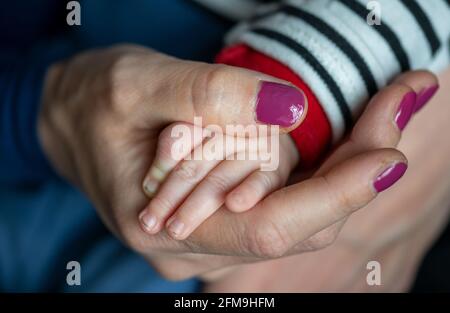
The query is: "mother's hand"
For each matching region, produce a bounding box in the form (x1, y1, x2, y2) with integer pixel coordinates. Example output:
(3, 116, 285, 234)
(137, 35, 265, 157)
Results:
(38, 44, 413, 280)
(206, 70, 446, 291)
(152, 72, 426, 280)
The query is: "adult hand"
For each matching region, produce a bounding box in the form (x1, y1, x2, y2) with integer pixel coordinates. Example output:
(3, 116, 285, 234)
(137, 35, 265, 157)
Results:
(206, 70, 450, 292)
(38, 43, 304, 234)
(39, 44, 409, 280)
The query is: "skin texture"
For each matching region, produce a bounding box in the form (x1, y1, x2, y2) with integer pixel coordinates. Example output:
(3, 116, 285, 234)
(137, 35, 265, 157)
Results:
(205, 69, 450, 292)
(140, 123, 300, 240)
(39, 44, 421, 282)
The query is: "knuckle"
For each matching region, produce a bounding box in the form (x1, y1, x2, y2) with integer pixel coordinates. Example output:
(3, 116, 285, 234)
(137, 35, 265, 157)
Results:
(109, 55, 142, 114)
(190, 64, 232, 118)
(254, 171, 276, 191)
(149, 196, 174, 213)
(173, 161, 201, 182)
(204, 173, 230, 193)
(247, 220, 290, 259)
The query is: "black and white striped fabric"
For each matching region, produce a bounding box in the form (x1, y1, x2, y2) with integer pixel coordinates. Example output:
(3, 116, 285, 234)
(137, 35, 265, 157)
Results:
(195, 0, 450, 142)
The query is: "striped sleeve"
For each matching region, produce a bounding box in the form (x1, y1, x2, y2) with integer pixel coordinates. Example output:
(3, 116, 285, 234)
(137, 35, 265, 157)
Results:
(224, 0, 450, 142)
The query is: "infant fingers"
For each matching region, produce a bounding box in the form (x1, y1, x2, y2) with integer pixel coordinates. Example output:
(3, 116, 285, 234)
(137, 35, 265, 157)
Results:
(226, 170, 287, 213)
(226, 136, 298, 212)
(164, 156, 262, 240)
(140, 132, 244, 235)
(141, 156, 223, 235)
(142, 122, 206, 197)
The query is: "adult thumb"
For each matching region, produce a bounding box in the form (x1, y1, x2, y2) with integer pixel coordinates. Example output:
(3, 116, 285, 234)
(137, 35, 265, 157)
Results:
(167, 62, 308, 134)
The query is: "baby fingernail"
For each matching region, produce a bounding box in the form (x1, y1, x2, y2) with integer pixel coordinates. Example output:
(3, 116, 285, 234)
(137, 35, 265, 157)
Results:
(143, 179, 159, 197)
(414, 85, 439, 113)
(395, 92, 416, 131)
(167, 218, 185, 239)
(373, 162, 408, 193)
(139, 210, 158, 233)
(256, 81, 306, 128)
(150, 165, 166, 181)
(143, 165, 168, 197)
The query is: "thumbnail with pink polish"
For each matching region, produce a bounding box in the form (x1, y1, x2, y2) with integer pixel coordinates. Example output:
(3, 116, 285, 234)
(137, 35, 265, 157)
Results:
(373, 163, 408, 193)
(255, 81, 306, 127)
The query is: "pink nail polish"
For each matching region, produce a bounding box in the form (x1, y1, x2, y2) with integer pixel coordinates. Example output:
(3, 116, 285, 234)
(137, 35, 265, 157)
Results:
(395, 92, 416, 131)
(256, 81, 306, 127)
(414, 85, 439, 113)
(373, 162, 408, 193)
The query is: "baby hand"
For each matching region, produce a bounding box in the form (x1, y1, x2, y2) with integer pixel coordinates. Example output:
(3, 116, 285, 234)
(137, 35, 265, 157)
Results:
(139, 122, 299, 240)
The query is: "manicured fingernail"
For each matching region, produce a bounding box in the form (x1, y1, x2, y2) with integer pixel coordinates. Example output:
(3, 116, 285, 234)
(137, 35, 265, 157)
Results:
(139, 210, 158, 233)
(414, 85, 439, 113)
(167, 218, 185, 239)
(256, 81, 306, 127)
(395, 92, 416, 131)
(373, 162, 408, 193)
